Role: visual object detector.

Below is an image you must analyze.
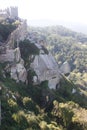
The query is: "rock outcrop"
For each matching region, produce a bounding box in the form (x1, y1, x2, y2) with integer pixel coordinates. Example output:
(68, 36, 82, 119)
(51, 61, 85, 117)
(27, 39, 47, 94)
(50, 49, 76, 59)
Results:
(6, 20, 28, 48)
(0, 47, 27, 83)
(0, 47, 20, 63)
(60, 61, 71, 75)
(0, 18, 28, 83)
(0, 15, 71, 89)
(10, 59, 27, 83)
(30, 53, 61, 89)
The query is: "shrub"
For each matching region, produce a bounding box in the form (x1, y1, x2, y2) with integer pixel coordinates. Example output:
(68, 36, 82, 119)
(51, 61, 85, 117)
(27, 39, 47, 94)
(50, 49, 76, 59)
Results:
(8, 98, 18, 112)
(39, 121, 49, 130)
(12, 111, 29, 129)
(22, 97, 39, 115)
(19, 39, 40, 62)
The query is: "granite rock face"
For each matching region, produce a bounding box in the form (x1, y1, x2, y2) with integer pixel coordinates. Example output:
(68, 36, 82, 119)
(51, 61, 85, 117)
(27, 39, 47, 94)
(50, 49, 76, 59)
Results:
(0, 47, 27, 83)
(0, 48, 15, 63)
(10, 59, 27, 83)
(0, 47, 21, 63)
(0, 16, 71, 89)
(0, 19, 28, 83)
(10, 48, 27, 83)
(60, 61, 71, 75)
(7, 20, 28, 48)
(30, 53, 61, 89)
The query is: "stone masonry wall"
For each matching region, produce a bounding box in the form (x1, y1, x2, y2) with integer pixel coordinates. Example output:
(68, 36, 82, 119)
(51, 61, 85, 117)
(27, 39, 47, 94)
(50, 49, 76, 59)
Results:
(6, 20, 28, 48)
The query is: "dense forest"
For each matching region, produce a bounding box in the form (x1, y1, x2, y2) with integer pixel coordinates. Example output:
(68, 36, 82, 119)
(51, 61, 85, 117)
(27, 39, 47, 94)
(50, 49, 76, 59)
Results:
(28, 26, 87, 87)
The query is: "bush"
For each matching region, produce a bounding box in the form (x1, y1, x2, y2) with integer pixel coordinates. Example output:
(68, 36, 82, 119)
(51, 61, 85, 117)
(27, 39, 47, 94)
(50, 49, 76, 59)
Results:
(39, 121, 49, 130)
(23, 97, 39, 115)
(0, 23, 16, 41)
(12, 111, 29, 129)
(27, 115, 40, 130)
(19, 39, 40, 62)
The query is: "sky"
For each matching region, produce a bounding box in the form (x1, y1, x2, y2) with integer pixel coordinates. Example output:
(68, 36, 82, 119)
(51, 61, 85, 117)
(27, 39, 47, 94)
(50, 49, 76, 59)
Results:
(0, 0, 87, 26)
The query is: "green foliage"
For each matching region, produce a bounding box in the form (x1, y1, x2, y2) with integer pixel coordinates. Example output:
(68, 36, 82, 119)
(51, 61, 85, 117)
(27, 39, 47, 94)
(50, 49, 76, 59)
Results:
(12, 111, 29, 129)
(41, 45, 49, 54)
(8, 98, 19, 112)
(19, 39, 39, 62)
(55, 76, 87, 108)
(22, 97, 39, 115)
(28, 26, 87, 87)
(40, 80, 49, 89)
(1, 73, 87, 130)
(1, 24, 87, 130)
(27, 69, 37, 85)
(39, 121, 49, 130)
(0, 23, 16, 41)
(60, 108, 74, 128)
(51, 100, 87, 130)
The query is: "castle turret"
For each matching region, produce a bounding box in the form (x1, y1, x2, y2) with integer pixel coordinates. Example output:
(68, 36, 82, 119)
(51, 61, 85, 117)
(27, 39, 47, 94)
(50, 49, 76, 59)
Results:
(0, 6, 18, 19)
(9, 6, 18, 19)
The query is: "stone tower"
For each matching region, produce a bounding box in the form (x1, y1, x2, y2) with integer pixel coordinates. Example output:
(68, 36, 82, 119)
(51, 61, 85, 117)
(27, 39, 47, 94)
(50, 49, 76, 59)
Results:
(9, 6, 18, 19)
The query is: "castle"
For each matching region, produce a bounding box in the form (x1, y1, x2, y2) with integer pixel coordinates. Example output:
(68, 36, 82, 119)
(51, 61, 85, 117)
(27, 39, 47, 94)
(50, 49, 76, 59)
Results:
(0, 6, 18, 19)
(0, 6, 71, 89)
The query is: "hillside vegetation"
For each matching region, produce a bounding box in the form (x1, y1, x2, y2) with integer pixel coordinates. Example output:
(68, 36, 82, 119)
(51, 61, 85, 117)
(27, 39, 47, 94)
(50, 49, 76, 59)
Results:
(28, 26, 87, 87)
(0, 22, 87, 130)
(1, 70, 87, 130)
(0, 19, 17, 42)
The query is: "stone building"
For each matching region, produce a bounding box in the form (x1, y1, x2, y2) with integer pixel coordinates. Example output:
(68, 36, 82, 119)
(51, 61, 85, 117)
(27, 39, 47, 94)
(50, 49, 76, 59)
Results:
(0, 6, 18, 19)
(9, 6, 18, 19)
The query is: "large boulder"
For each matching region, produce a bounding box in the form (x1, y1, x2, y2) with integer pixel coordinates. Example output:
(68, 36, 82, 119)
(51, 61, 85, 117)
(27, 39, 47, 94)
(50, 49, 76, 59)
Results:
(0, 47, 27, 83)
(11, 59, 27, 83)
(60, 61, 71, 75)
(0, 47, 21, 63)
(30, 53, 61, 89)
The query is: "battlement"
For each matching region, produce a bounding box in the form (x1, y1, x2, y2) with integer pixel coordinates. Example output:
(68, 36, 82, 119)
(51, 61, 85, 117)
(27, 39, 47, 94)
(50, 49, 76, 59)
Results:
(9, 6, 18, 18)
(0, 6, 18, 19)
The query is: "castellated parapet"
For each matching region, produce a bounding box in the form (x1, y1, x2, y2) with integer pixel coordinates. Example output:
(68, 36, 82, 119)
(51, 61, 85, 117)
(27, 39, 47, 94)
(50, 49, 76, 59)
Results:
(0, 6, 27, 48)
(0, 6, 18, 19)
(9, 6, 18, 19)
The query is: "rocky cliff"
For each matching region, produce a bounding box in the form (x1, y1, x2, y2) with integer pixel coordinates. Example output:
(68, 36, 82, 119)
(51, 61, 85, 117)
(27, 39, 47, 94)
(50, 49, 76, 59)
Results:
(0, 19, 70, 89)
(0, 46, 27, 83)
(30, 53, 61, 89)
(0, 20, 28, 83)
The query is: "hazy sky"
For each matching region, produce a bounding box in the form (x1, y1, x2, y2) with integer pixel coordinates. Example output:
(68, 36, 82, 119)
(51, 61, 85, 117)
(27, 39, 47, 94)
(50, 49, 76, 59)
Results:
(0, 0, 87, 25)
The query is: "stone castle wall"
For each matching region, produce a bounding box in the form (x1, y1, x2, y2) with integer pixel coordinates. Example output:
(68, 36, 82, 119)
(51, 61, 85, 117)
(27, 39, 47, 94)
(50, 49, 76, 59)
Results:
(0, 14, 28, 83)
(6, 20, 28, 48)
(0, 7, 18, 19)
